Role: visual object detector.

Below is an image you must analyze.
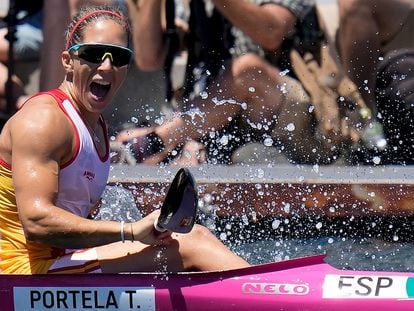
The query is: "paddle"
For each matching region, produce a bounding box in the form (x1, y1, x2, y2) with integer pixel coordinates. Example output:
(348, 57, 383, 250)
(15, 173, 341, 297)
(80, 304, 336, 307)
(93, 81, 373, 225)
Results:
(154, 168, 198, 233)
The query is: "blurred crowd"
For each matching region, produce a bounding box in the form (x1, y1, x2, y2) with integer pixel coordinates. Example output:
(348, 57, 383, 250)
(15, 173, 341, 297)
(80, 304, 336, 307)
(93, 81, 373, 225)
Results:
(1, 0, 414, 166)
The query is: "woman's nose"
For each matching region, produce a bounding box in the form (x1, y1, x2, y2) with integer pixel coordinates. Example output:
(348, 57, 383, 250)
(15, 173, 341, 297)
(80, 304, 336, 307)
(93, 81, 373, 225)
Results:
(99, 55, 114, 69)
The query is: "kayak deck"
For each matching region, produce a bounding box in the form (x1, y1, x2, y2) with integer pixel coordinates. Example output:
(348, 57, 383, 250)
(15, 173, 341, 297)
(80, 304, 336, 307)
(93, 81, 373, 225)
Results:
(2, 254, 414, 311)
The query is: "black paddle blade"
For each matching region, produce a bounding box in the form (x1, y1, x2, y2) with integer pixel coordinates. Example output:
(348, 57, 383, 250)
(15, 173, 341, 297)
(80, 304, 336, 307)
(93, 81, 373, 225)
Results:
(155, 168, 198, 233)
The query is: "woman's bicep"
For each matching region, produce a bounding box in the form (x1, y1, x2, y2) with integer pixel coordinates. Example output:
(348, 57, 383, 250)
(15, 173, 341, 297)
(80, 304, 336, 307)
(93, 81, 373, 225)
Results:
(10, 106, 71, 237)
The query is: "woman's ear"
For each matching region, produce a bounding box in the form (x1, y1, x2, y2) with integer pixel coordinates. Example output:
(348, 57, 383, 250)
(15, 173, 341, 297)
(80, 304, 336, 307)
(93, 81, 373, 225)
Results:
(61, 51, 74, 73)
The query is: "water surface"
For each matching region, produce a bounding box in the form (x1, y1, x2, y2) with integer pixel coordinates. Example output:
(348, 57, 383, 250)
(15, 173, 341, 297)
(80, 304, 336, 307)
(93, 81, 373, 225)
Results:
(99, 185, 414, 272)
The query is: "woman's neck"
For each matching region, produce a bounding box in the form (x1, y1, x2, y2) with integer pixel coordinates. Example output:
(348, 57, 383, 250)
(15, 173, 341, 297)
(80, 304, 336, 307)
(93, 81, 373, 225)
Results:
(58, 84, 100, 130)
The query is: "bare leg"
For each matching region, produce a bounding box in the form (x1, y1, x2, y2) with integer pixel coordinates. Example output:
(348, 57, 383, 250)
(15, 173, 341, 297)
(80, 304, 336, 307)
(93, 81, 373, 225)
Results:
(115, 53, 285, 164)
(338, 0, 380, 113)
(137, 54, 284, 156)
(338, 0, 413, 114)
(97, 224, 250, 273)
(231, 53, 284, 128)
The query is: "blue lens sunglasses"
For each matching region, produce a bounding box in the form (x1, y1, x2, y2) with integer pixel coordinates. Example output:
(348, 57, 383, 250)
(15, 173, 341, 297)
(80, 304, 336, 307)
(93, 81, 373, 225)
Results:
(68, 43, 132, 67)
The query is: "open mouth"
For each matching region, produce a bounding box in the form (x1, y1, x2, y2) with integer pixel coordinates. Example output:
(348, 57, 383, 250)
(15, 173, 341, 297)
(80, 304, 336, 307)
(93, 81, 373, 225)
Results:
(90, 81, 111, 100)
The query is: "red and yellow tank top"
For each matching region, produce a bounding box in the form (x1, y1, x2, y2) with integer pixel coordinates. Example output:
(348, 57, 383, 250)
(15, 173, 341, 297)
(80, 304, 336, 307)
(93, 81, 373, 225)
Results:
(0, 89, 110, 274)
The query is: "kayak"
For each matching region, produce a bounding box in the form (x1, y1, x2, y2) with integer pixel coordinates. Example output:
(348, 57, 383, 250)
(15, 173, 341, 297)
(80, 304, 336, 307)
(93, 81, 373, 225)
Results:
(2, 254, 414, 311)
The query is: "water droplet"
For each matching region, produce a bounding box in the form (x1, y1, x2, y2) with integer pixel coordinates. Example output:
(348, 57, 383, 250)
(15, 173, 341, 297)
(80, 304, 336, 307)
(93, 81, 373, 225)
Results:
(280, 69, 290, 76)
(373, 156, 381, 164)
(285, 123, 295, 131)
(272, 219, 281, 229)
(204, 193, 213, 204)
(219, 135, 229, 146)
(263, 137, 273, 146)
(279, 83, 288, 94)
(283, 203, 291, 214)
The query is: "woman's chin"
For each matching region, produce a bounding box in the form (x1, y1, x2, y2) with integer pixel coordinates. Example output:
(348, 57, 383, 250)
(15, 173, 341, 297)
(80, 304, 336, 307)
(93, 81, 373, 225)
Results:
(88, 92, 110, 111)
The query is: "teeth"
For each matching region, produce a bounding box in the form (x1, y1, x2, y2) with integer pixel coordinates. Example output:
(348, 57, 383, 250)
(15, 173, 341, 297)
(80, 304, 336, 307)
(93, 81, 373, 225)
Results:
(93, 81, 110, 86)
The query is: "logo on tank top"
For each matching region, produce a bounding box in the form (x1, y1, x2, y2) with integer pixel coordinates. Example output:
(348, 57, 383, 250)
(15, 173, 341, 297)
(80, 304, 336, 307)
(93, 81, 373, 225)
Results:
(83, 170, 95, 181)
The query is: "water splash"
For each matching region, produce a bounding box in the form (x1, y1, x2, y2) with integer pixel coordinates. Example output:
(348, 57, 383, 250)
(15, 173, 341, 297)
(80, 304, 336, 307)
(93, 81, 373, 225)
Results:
(211, 97, 248, 110)
(96, 185, 142, 222)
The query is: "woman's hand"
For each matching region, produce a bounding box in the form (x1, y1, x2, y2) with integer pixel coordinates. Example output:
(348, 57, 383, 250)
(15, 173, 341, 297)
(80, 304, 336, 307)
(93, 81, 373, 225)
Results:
(131, 210, 173, 245)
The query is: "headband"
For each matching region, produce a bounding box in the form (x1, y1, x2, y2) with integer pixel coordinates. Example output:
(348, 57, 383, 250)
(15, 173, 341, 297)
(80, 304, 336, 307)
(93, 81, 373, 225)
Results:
(66, 9, 129, 50)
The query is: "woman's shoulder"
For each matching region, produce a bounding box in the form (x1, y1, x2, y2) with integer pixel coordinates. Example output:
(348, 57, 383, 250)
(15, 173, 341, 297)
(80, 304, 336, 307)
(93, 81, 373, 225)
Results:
(9, 92, 74, 144)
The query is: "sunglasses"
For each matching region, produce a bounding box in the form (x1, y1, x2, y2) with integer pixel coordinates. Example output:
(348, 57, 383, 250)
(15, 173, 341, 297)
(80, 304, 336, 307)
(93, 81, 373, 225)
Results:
(68, 43, 132, 67)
